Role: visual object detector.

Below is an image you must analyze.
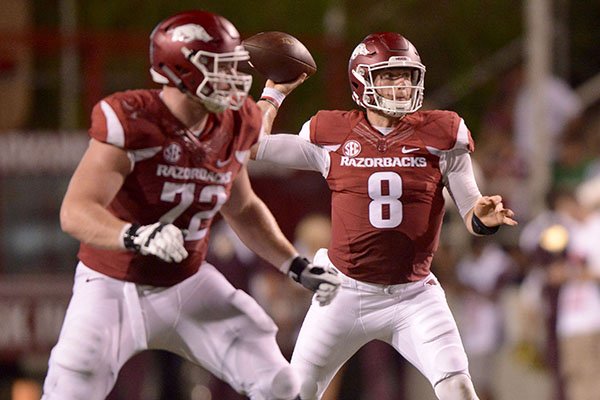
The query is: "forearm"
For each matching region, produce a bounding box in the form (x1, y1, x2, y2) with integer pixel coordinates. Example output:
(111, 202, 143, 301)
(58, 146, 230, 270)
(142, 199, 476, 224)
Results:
(257, 99, 278, 137)
(257, 83, 293, 137)
(221, 194, 296, 271)
(464, 208, 477, 235)
(443, 152, 481, 230)
(250, 93, 282, 160)
(59, 138, 132, 250)
(60, 199, 128, 250)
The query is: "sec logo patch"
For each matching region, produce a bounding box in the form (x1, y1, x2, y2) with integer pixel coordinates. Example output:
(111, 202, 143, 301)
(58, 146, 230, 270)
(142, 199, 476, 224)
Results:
(163, 143, 182, 164)
(343, 140, 361, 157)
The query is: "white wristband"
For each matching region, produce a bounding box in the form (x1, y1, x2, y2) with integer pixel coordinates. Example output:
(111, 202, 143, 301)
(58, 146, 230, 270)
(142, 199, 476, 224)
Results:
(260, 87, 286, 109)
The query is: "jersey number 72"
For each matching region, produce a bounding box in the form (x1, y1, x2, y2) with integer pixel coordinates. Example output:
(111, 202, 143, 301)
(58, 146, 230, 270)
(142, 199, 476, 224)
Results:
(159, 182, 228, 241)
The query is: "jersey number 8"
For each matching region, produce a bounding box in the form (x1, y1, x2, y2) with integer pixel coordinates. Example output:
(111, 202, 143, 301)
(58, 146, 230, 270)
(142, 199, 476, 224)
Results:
(368, 171, 403, 228)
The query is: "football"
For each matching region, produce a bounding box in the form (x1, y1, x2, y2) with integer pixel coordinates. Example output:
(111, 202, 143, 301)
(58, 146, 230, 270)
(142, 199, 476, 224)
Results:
(242, 31, 317, 83)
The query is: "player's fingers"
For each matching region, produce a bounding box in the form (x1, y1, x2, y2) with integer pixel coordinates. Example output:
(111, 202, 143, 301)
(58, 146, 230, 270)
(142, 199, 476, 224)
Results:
(318, 283, 337, 293)
(504, 217, 519, 226)
(155, 247, 172, 263)
(500, 210, 518, 225)
(477, 196, 494, 210)
(274, 73, 308, 94)
(478, 196, 491, 205)
(316, 295, 332, 307)
(298, 72, 308, 82)
(489, 195, 503, 206)
(315, 287, 337, 306)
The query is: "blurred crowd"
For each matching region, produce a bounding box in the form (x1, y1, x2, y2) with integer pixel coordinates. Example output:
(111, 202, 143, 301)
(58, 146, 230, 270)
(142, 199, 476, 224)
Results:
(447, 65, 600, 400)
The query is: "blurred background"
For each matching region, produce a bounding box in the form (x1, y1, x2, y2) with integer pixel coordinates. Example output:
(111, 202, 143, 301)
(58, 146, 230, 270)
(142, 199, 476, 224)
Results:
(1, 0, 599, 399)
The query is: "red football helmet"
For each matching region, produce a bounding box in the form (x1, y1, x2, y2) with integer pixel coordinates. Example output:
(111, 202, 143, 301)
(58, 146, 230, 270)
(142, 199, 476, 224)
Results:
(348, 32, 425, 117)
(149, 10, 252, 113)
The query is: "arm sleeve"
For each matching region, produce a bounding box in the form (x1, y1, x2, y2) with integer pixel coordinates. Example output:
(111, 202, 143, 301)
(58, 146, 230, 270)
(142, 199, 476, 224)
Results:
(441, 150, 482, 219)
(298, 120, 312, 142)
(255, 134, 330, 177)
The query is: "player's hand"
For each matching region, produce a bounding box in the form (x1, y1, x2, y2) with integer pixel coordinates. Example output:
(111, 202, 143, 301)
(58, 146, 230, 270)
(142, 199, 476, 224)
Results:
(287, 256, 341, 306)
(473, 195, 518, 227)
(123, 222, 188, 263)
(265, 73, 308, 96)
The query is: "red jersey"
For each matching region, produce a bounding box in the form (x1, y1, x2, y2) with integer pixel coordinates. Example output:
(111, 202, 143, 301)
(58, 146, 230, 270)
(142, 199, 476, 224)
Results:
(308, 109, 474, 284)
(78, 89, 261, 286)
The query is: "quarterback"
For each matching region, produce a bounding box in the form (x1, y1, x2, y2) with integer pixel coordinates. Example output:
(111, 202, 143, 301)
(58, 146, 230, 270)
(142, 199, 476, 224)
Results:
(253, 32, 517, 400)
(41, 10, 340, 400)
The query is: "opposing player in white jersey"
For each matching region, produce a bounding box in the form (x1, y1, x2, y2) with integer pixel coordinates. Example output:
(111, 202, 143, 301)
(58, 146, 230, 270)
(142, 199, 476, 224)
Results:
(41, 10, 340, 400)
(252, 32, 517, 400)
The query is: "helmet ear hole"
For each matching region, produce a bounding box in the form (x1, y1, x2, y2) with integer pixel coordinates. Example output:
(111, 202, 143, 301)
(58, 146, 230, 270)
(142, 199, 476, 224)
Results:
(176, 64, 192, 75)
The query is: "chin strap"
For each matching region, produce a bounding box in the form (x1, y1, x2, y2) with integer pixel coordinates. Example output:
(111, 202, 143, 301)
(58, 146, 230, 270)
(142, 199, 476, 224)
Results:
(156, 65, 188, 94)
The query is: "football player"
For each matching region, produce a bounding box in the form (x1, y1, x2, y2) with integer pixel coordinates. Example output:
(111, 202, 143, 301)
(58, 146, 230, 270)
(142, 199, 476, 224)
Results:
(41, 10, 340, 400)
(251, 32, 517, 400)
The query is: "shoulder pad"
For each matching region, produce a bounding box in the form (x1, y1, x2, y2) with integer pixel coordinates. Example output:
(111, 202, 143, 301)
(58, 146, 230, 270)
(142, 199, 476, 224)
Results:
(310, 109, 363, 146)
(235, 97, 262, 149)
(89, 90, 165, 150)
(416, 110, 474, 152)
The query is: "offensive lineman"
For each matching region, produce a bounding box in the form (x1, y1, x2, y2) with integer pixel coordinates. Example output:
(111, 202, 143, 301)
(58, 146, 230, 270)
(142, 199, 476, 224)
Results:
(252, 32, 517, 400)
(41, 10, 340, 400)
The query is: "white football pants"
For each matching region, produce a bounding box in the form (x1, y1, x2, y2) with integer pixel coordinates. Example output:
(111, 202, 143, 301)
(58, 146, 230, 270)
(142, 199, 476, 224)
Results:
(291, 249, 472, 400)
(42, 262, 299, 400)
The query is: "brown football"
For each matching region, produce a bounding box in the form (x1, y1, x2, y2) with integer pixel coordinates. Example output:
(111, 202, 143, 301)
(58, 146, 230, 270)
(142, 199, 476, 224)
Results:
(242, 31, 317, 83)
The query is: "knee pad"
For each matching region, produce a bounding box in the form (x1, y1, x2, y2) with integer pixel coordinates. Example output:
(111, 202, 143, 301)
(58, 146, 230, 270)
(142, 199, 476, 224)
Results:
(434, 374, 479, 400)
(270, 366, 301, 400)
(434, 344, 469, 376)
(43, 319, 113, 400)
(299, 379, 319, 400)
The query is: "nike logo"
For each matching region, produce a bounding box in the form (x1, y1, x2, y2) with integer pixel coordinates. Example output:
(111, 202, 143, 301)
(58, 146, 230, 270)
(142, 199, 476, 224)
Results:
(216, 158, 231, 168)
(85, 277, 103, 283)
(401, 146, 420, 154)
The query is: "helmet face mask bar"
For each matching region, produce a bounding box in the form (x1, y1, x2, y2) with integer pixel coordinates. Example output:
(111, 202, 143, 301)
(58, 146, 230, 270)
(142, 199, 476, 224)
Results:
(349, 32, 426, 118)
(182, 46, 252, 113)
(355, 59, 425, 117)
(149, 10, 252, 113)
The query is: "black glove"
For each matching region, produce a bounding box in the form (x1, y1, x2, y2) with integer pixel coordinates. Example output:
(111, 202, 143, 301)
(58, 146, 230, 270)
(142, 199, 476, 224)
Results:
(288, 256, 341, 306)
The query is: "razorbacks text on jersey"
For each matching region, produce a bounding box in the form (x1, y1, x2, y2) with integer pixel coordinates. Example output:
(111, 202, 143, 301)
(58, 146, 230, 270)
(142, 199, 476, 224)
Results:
(78, 89, 261, 286)
(309, 109, 474, 284)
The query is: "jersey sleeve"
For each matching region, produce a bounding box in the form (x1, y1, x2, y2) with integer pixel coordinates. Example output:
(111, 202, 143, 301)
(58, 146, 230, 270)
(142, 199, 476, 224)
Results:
(434, 111, 479, 218)
(298, 120, 311, 142)
(452, 116, 475, 153)
(420, 110, 475, 153)
(88, 92, 164, 151)
(256, 134, 329, 176)
(89, 98, 127, 148)
(441, 152, 481, 218)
